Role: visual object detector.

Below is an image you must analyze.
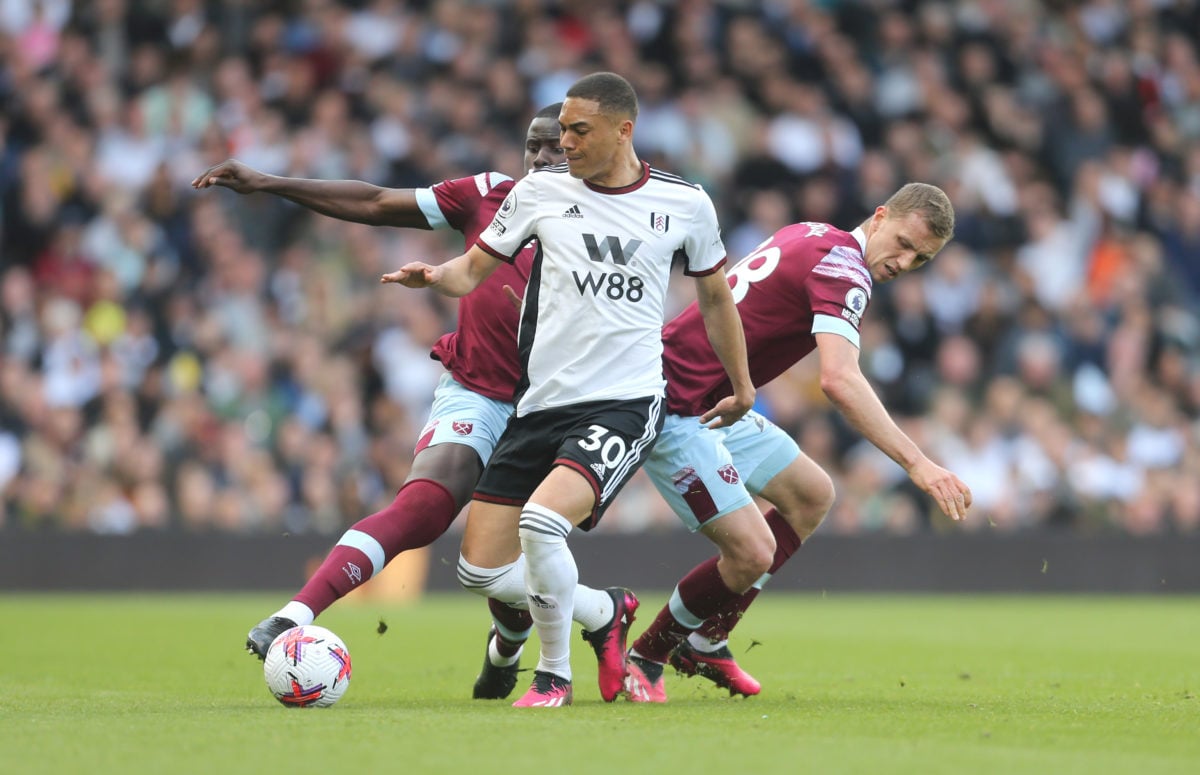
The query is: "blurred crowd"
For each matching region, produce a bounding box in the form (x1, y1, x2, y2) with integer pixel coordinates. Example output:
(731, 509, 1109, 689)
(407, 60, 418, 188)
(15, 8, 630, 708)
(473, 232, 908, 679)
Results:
(1, 0, 1199, 538)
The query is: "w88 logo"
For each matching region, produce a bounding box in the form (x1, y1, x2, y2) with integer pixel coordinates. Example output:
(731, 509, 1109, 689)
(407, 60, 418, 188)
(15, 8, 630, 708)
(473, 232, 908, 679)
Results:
(572, 271, 645, 302)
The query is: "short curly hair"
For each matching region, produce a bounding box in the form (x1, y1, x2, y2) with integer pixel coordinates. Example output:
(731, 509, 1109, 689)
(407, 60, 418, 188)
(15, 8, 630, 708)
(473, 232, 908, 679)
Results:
(566, 72, 639, 122)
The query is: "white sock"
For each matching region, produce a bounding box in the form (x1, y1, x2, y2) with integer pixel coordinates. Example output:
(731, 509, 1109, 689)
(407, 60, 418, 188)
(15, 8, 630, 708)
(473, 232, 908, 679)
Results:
(687, 632, 727, 653)
(275, 601, 315, 627)
(456, 555, 528, 605)
(519, 503, 577, 681)
(573, 585, 614, 632)
(457, 552, 616, 633)
(488, 635, 522, 667)
(471, 554, 612, 631)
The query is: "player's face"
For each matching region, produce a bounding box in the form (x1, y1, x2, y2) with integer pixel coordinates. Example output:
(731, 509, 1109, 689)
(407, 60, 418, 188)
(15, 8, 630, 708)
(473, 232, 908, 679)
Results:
(863, 207, 946, 283)
(523, 117, 565, 173)
(558, 97, 629, 181)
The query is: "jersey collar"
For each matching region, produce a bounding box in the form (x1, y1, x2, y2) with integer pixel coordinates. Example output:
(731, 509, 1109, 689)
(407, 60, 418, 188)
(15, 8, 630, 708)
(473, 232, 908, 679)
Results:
(584, 161, 650, 195)
(850, 226, 867, 255)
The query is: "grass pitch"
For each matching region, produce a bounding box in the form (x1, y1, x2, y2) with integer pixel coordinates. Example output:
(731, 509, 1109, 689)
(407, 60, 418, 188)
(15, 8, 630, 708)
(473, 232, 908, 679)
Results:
(1, 593, 1196, 775)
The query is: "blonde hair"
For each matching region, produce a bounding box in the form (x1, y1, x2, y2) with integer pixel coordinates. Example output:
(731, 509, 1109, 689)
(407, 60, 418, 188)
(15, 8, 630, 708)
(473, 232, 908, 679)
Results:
(884, 183, 955, 241)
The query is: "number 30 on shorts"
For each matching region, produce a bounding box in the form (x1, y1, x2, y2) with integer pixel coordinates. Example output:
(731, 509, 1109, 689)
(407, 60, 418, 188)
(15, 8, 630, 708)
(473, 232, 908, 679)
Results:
(578, 425, 627, 469)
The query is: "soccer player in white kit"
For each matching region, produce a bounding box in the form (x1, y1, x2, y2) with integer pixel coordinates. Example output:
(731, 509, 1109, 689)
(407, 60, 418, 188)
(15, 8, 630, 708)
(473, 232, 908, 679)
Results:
(382, 72, 755, 707)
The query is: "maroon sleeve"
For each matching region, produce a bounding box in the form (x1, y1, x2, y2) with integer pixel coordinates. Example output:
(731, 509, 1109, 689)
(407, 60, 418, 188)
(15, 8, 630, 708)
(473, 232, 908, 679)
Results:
(808, 243, 873, 333)
(429, 174, 497, 233)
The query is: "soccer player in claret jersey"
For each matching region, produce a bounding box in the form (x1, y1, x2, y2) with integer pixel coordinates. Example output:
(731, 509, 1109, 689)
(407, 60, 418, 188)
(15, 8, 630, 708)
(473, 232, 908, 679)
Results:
(382, 72, 755, 708)
(191, 105, 566, 699)
(622, 183, 974, 702)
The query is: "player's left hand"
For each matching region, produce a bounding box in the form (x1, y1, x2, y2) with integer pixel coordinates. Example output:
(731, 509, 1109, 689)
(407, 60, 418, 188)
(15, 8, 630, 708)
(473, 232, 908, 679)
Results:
(191, 159, 261, 193)
(380, 263, 441, 288)
(909, 459, 972, 521)
(502, 285, 522, 310)
(699, 390, 755, 429)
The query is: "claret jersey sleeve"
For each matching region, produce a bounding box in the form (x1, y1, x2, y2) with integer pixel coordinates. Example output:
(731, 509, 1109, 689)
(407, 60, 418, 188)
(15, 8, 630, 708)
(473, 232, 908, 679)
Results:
(411, 171, 531, 402)
(475, 174, 540, 262)
(415, 171, 513, 232)
(806, 231, 873, 350)
(662, 222, 873, 416)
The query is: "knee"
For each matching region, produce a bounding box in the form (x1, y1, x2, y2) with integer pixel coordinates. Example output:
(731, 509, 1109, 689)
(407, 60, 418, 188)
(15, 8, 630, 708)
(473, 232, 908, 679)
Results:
(803, 471, 836, 529)
(722, 532, 775, 590)
(748, 532, 776, 577)
(814, 470, 836, 514)
(781, 471, 835, 539)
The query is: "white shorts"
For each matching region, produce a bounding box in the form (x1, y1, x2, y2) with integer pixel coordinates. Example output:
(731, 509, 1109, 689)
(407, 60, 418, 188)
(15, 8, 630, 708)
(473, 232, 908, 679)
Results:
(642, 409, 800, 532)
(414, 373, 515, 467)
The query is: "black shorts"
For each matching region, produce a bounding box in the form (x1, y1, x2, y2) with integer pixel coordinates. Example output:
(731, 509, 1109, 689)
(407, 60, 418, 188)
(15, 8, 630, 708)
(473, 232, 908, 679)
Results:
(474, 395, 665, 530)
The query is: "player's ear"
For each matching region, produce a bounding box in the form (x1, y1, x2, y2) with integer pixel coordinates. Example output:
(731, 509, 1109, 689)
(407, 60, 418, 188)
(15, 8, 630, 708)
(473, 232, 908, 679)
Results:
(869, 206, 888, 234)
(618, 118, 634, 141)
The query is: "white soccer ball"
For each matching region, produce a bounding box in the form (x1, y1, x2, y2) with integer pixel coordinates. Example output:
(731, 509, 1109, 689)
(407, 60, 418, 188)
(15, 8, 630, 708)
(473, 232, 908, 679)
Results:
(263, 625, 352, 708)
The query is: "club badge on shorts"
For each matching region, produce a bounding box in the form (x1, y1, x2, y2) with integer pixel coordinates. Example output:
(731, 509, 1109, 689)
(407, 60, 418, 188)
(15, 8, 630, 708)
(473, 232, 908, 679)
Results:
(717, 464, 740, 484)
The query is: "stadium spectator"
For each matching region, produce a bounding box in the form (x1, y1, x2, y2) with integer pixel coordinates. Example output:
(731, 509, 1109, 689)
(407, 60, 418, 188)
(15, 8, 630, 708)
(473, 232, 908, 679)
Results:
(0, 0, 1197, 538)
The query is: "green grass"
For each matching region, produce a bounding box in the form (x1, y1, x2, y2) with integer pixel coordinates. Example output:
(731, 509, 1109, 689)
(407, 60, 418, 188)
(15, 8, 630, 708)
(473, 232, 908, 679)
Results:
(1, 593, 1196, 775)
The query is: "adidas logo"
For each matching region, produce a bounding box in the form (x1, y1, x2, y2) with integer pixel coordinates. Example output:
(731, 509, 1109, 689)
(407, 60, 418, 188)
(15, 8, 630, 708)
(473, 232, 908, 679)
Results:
(563, 204, 583, 218)
(590, 462, 607, 479)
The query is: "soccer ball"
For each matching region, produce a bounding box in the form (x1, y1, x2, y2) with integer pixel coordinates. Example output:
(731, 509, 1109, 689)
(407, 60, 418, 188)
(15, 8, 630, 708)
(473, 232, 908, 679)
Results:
(263, 625, 352, 708)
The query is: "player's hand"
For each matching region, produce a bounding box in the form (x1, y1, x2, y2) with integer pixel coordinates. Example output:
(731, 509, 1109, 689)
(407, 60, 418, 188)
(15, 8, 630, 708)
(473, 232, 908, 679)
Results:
(191, 159, 262, 193)
(502, 285, 522, 310)
(909, 459, 972, 521)
(380, 263, 441, 288)
(699, 389, 755, 429)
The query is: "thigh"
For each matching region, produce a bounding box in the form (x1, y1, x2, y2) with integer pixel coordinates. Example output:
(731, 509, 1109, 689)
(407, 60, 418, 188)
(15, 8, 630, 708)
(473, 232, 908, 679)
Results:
(720, 410, 801, 495)
(460, 500, 523, 567)
(407, 443, 484, 512)
(415, 373, 514, 467)
(642, 414, 755, 533)
(698, 501, 773, 558)
(757, 448, 834, 520)
(528, 465, 601, 527)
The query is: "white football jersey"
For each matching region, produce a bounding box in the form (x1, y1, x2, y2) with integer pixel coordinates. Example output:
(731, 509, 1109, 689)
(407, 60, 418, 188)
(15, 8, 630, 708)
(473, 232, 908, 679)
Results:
(477, 162, 726, 416)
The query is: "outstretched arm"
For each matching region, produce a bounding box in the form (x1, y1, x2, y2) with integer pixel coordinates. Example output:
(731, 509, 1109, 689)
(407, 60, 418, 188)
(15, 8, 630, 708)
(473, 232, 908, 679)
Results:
(693, 270, 755, 428)
(816, 332, 972, 520)
(380, 244, 501, 297)
(191, 159, 430, 228)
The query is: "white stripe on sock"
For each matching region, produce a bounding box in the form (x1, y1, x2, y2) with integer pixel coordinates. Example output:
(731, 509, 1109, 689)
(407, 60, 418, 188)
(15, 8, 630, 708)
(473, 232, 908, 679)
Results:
(336, 529, 386, 577)
(667, 586, 705, 629)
